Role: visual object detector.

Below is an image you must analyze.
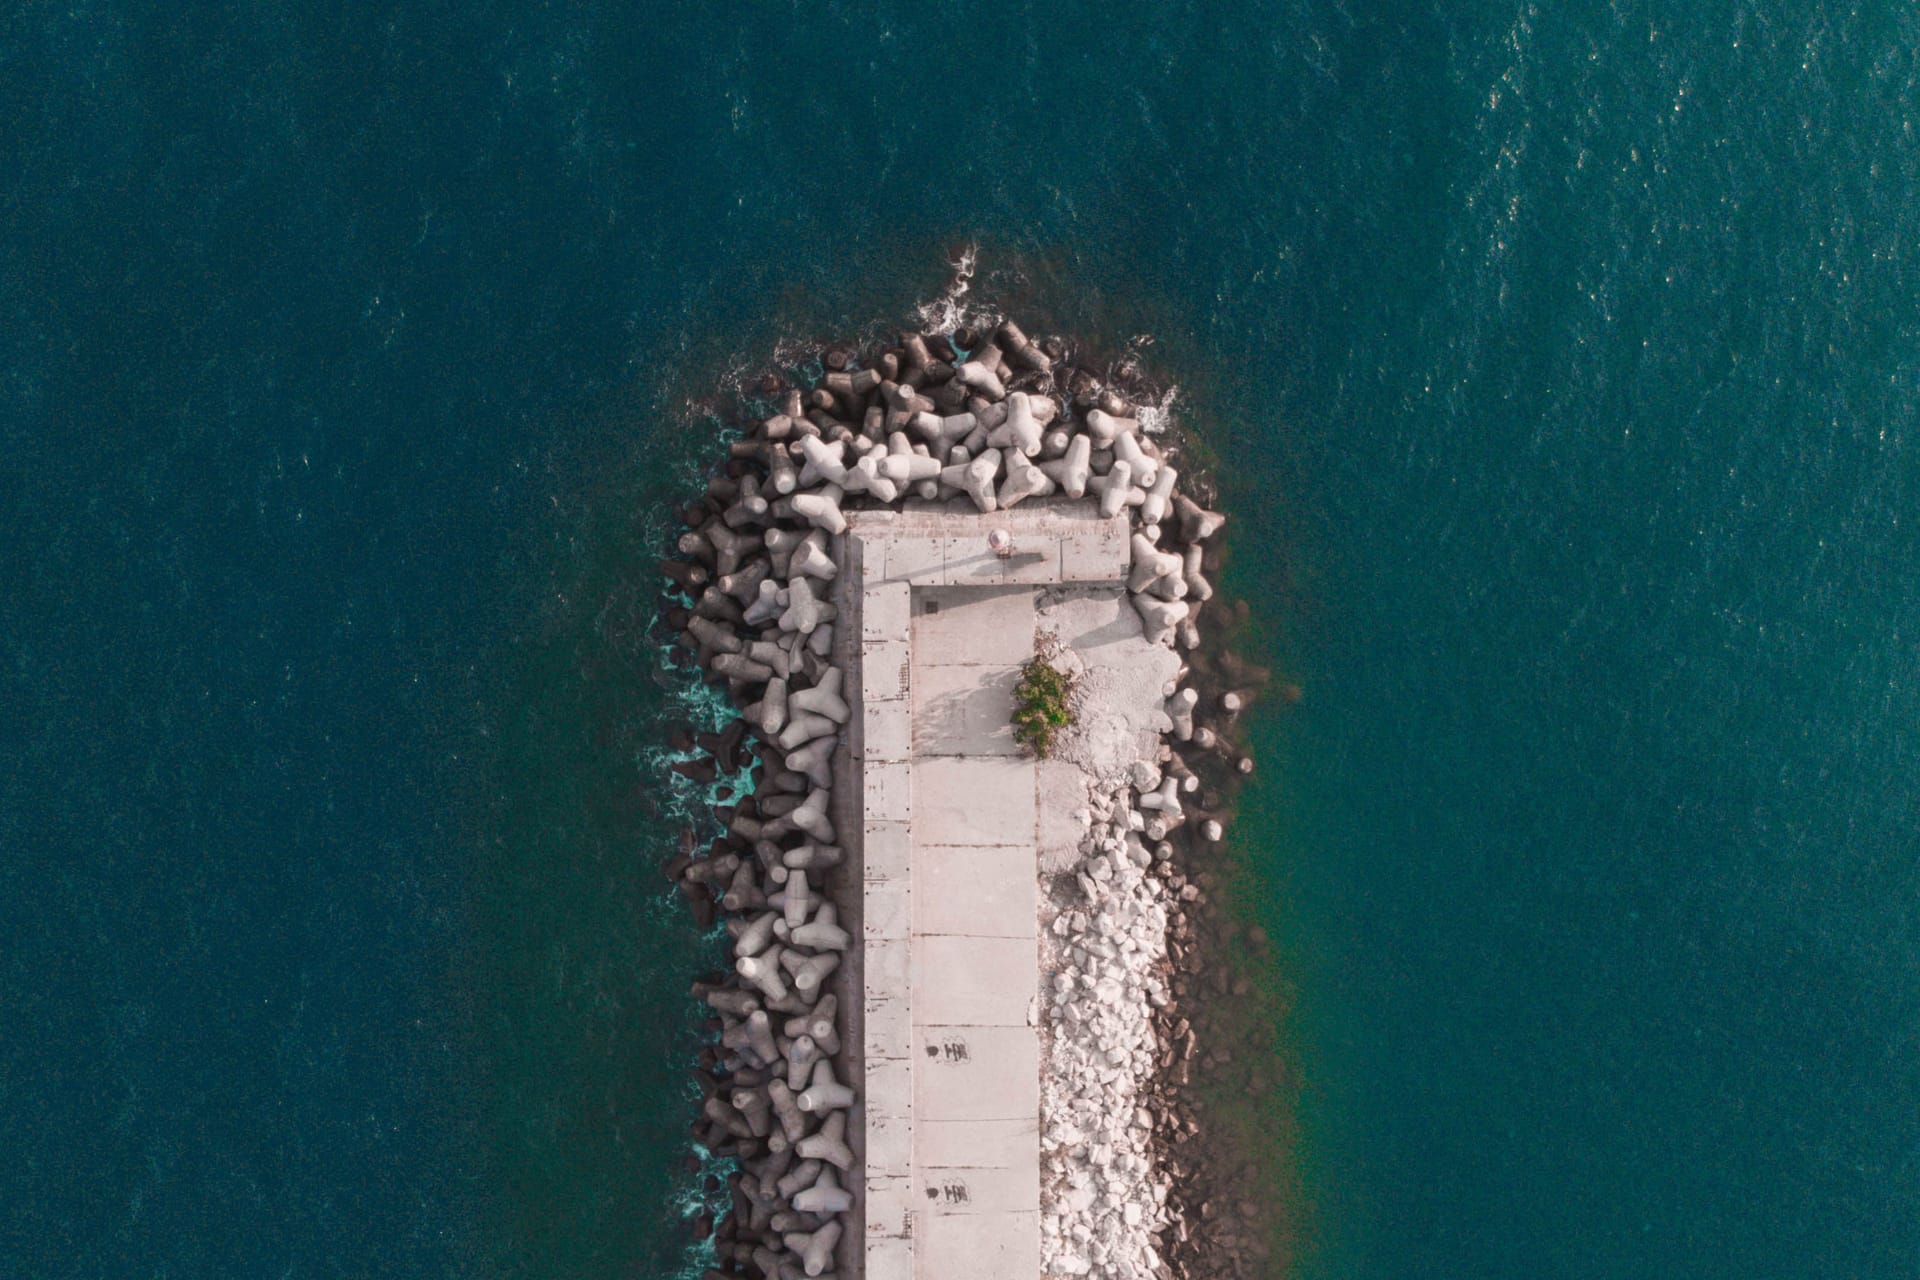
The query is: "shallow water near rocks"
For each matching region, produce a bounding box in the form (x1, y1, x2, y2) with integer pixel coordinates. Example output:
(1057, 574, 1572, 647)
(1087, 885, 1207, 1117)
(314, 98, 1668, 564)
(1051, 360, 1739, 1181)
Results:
(7, 2, 1918, 1278)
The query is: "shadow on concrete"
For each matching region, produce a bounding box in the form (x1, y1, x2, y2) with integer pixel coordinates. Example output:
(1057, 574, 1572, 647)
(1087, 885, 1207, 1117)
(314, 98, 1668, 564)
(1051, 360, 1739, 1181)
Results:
(916, 665, 1019, 757)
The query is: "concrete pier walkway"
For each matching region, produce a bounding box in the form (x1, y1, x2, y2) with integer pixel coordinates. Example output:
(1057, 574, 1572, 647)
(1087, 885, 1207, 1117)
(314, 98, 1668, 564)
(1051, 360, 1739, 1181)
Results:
(834, 505, 1131, 1280)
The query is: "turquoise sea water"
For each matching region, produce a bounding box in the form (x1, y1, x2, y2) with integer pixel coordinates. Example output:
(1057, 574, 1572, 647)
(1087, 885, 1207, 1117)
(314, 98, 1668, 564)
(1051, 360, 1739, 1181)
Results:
(5, 2, 1916, 1277)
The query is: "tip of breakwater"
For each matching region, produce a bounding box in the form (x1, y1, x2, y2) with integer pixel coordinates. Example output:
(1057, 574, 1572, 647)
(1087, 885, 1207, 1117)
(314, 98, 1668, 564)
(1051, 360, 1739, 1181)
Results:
(650, 293, 1294, 1279)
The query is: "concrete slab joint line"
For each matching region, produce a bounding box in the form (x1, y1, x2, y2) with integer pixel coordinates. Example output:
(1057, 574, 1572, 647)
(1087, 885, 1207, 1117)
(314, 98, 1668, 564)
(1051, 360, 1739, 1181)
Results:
(847, 508, 1129, 1280)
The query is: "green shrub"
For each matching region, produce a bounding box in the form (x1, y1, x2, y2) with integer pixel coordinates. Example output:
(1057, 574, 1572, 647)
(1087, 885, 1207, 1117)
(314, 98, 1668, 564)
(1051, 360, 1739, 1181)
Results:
(1011, 656, 1075, 758)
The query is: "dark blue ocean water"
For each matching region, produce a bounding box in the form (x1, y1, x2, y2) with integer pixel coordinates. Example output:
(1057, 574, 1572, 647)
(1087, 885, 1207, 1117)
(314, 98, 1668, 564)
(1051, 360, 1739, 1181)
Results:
(5, 3, 1916, 1277)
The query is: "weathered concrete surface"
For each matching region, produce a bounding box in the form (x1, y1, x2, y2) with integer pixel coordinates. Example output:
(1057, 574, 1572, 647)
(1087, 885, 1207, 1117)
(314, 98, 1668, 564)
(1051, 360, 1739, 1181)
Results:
(914, 663, 1022, 758)
(917, 1116, 1041, 1170)
(915, 844, 1036, 937)
(913, 757, 1033, 847)
(852, 504, 1128, 591)
(915, 585, 1038, 667)
(1035, 762, 1093, 878)
(908, 582, 1039, 1280)
(914, 1024, 1040, 1120)
(913, 935, 1035, 1026)
(1032, 586, 1183, 875)
(844, 502, 1131, 1280)
(1038, 586, 1183, 782)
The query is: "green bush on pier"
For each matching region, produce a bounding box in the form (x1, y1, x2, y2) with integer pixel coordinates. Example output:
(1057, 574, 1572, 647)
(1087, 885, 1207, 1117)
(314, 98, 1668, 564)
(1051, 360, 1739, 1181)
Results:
(1012, 655, 1075, 758)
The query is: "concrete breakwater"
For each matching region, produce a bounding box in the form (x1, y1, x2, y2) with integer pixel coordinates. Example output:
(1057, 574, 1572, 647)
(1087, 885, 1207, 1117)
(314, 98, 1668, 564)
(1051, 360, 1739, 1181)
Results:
(656, 313, 1271, 1280)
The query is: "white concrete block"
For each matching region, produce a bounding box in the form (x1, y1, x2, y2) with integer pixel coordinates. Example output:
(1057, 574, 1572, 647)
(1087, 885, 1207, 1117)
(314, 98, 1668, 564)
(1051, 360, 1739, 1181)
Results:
(1059, 519, 1130, 582)
(914, 843, 1036, 939)
(913, 1024, 1039, 1120)
(912, 664, 1018, 758)
(863, 874, 909, 939)
(864, 1174, 917, 1241)
(912, 758, 1032, 847)
(941, 535, 1005, 586)
(915, 1163, 1040, 1217)
(916, 1117, 1040, 1170)
(877, 536, 944, 585)
(866, 1110, 911, 1171)
(912, 586, 1035, 667)
(865, 1057, 911, 1119)
(863, 819, 910, 882)
(918, 1210, 1040, 1280)
(867, 936, 909, 991)
(913, 936, 1037, 1028)
(862, 639, 912, 700)
(861, 582, 912, 644)
(864, 993, 910, 1060)
(999, 541, 1064, 584)
(867, 758, 912, 823)
(864, 694, 912, 762)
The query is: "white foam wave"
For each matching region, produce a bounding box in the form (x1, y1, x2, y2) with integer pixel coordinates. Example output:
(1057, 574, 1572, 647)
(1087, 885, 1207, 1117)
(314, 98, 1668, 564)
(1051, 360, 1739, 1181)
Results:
(1134, 382, 1180, 436)
(912, 242, 999, 339)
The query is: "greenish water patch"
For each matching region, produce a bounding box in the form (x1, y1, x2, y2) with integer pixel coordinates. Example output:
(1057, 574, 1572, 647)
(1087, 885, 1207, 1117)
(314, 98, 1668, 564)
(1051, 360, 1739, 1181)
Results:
(1172, 578, 1315, 1277)
(464, 379, 731, 1278)
(469, 608, 707, 1273)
